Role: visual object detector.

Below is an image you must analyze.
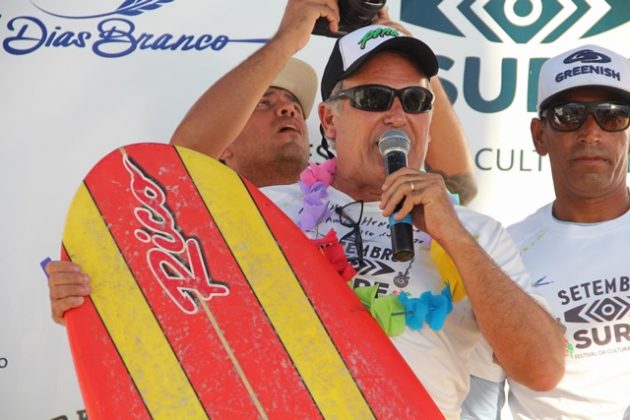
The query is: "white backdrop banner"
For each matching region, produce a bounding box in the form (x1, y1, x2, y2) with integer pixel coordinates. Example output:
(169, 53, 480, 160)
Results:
(0, 0, 628, 418)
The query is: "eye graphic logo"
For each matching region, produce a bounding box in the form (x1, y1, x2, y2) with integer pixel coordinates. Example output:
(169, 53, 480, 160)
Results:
(564, 49, 611, 64)
(400, 0, 629, 44)
(564, 297, 630, 323)
(31, 0, 173, 19)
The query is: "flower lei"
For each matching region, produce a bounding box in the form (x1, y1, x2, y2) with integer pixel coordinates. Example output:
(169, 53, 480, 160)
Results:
(298, 159, 464, 337)
(298, 158, 357, 282)
(298, 158, 337, 231)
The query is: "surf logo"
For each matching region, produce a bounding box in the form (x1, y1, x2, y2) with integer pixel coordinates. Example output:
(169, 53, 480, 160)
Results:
(565, 295, 630, 351)
(123, 155, 230, 315)
(400, 0, 628, 44)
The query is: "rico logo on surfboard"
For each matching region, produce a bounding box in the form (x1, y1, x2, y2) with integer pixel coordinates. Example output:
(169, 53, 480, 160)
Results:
(123, 153, 229, 314)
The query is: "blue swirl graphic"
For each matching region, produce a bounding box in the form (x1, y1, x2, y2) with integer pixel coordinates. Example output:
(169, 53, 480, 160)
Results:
(30, 0, 174, 19)
(115, 0, 174, 17)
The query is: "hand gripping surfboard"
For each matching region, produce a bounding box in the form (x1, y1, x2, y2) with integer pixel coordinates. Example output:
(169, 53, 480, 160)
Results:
(61, 143, 443, 419)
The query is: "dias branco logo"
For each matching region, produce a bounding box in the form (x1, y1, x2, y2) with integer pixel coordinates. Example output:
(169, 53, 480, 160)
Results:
(1, 0, 266, 58)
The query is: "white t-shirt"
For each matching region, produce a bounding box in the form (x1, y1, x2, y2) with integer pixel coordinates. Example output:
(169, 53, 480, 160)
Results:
(262, 184, 532, 419)
(506, 203, 630, 420)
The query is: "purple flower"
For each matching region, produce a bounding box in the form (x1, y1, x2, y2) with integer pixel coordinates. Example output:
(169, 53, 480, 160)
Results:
(298, 181, 331, 230)
(297, 159, 337, 231)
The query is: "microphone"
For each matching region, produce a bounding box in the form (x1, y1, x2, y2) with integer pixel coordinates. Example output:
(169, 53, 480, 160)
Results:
(378, 130, 414, 262)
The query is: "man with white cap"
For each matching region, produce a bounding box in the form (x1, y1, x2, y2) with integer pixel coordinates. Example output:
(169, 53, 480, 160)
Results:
(176, 55, 317, 188)
(465, 44, 630, 419)
(256, 23, 564, 418)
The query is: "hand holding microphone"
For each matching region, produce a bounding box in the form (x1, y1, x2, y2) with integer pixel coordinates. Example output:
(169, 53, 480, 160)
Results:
(378, 129, 414, 262)
(380, 131, 463, 249)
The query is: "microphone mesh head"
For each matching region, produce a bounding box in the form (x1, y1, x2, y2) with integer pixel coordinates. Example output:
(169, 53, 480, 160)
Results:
(378, 130, 410, 156)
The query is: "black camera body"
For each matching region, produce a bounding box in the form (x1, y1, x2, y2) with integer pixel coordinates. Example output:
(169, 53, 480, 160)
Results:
(312, 0, 387, 38)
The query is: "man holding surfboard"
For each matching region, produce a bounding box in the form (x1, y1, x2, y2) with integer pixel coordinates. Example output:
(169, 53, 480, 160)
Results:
(45, 1, 563, 417)
(47, 0, 477, 323)
(160, 8, 565, 415)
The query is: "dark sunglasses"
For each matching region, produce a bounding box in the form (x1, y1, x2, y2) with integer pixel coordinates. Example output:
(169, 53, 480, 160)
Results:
(540, 101, 630, 132)
(335, 200, 364, 264)
(328, 84, 434, 114)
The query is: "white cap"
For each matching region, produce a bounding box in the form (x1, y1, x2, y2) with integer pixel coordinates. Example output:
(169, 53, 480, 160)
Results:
(270, 57, 317, 118)
(321, 25, 438, 101)
(537, 44, 630, 111)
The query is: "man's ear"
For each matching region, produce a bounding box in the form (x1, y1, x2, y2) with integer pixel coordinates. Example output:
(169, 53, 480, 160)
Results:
(318, 102, 337, 141)
(531, 118, 548, 156)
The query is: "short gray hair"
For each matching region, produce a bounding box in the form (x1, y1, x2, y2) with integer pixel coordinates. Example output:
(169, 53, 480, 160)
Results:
(325, 81, 345, 113)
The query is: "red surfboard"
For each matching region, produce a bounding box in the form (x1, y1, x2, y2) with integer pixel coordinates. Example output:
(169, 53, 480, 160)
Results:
(61, 143, 443, 419)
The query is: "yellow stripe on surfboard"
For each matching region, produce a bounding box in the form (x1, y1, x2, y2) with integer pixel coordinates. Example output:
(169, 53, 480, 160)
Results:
(179, 147, 374, 418)
(63, 183, 207, 419)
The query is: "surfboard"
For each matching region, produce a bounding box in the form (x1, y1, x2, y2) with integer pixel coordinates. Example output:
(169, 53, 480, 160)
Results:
(61, 142, 443, 419)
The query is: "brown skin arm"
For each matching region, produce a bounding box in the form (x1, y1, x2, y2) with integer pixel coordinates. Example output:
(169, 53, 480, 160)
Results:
(425, 78, 478, 205)
(380, 168, 565, 391)
(169, 0, 339, 158)
(376, 9, 477, 205)
(439, 229, 564, 391)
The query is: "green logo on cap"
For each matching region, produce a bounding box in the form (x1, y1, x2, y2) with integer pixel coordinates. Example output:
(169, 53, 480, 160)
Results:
(358, 27, 399, 50)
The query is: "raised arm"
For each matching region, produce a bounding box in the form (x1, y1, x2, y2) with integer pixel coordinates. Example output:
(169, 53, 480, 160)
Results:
(425, 78, 478, 205)
(169, 0, 339, 158)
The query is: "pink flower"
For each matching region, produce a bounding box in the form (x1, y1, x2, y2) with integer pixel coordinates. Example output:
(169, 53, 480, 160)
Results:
(299, 159, 336, 187)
